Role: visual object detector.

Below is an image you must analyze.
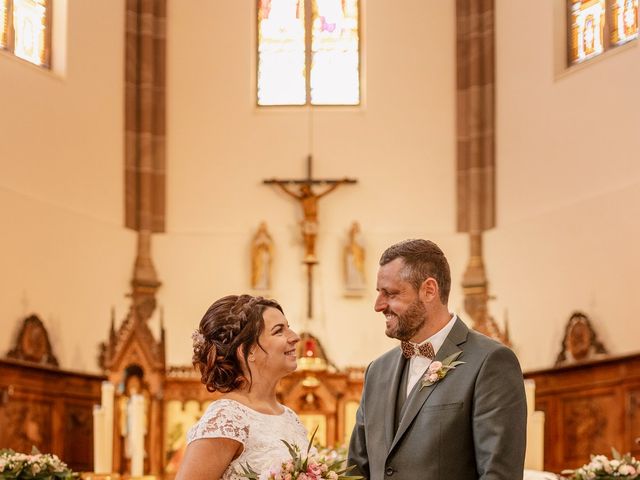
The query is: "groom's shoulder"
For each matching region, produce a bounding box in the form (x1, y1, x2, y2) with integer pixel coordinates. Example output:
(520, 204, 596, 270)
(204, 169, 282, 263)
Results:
(368, 345, 401, 371)
(463, 326, 522, 366)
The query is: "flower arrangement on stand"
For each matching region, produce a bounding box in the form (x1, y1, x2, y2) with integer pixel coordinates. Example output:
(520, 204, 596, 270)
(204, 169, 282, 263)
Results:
(561, 449, 639, 479)
(239, 429, 362, 480)
(0, 448, 77, 479)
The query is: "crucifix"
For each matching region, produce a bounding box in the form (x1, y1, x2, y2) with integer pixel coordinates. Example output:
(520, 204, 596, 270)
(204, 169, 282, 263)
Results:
(264, 155, 357, 319)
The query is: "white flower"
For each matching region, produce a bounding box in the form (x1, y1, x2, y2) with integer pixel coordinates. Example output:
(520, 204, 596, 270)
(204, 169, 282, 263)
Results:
(618, 464, 637, 475)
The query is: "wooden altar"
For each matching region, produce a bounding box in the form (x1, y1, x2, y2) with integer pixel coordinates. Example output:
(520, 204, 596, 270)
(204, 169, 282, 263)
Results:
(0, 358, 104, 472)
(524, 352, 640, 474)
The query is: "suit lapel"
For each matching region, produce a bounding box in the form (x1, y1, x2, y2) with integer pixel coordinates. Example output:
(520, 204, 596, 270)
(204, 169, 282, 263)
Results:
(389, 318, 469, 454)
(384, 347, 407, 453)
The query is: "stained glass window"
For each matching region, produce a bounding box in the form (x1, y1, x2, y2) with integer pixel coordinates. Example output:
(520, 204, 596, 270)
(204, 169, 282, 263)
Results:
(569, 0, 606, 64)
(611, 0, 639, 45)
(257, 0, 360, 106)
(567, 0, 638, 65)
(0, 0, 8, 49)
(0, 0, 51, 67)
(257, 0, 306, 105)
(310, 0, 359, 105)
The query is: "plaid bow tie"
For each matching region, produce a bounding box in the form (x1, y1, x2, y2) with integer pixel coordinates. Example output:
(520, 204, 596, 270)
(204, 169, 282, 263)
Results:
(400, 341, 435, 359)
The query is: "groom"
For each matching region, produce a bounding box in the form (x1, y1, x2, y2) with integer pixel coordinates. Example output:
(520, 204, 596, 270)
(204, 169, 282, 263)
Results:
(348, 239, 527, 479)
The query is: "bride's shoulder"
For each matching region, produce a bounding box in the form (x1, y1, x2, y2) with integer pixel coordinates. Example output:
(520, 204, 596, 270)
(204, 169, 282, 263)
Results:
(282, 406, 306, 427)
(187, 399, 251, 445)
(201, 398, 250, 421)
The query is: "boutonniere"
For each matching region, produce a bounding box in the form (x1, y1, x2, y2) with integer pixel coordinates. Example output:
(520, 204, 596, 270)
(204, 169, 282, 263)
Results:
(419, 351, 465, 390)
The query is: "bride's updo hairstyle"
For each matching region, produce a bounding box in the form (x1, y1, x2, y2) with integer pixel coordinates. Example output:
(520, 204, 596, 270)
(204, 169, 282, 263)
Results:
(192, 294, 283, 393)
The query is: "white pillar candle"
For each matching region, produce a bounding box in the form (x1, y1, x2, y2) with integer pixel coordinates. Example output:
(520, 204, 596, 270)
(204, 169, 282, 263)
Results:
(524, 411, 545, 470)
(129, 394, 145, 477)
(101, 381, 114, 473)
(93, 405, 106, 474)
(524, 379, 536, 417)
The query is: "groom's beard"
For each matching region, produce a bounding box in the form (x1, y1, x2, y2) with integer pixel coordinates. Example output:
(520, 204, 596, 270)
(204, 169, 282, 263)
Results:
(385, 298, 427, 341)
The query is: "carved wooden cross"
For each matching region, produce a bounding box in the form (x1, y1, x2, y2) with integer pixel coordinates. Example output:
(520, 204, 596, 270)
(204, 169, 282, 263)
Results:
(264, 155, 357, 318)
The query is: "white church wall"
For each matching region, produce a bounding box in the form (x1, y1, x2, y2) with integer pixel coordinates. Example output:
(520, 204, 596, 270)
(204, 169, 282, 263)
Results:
(492, 0, 640, 370)
(161, 0, 462, 369)
(0, 0, 133, 371)
(4, 1, 634, 375)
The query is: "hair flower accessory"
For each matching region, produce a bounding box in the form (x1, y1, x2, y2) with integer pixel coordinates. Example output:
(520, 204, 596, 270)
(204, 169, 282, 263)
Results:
(420, 351, 465, 390)
(191, 330, 206, 353)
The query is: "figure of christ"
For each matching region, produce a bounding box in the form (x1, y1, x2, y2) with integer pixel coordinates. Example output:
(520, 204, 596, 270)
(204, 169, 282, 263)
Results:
(272, 180, 350, 262)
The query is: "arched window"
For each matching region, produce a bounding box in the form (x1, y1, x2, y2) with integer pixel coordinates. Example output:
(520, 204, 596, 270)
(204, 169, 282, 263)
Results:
(0, 0, 51, 68)
(257, 0, 361, 106)
(568, 0, 638, 65)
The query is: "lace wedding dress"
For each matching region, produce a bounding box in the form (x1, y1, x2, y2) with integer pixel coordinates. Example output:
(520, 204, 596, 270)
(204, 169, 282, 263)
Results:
(187, 399, 309, 479)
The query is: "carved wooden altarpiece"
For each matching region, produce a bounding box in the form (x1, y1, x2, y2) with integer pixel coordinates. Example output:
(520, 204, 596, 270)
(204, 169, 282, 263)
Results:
(99, 240, 166, 477)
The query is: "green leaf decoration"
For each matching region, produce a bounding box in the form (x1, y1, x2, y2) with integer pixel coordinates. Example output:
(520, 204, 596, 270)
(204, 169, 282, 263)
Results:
(442, 351, 463, 365)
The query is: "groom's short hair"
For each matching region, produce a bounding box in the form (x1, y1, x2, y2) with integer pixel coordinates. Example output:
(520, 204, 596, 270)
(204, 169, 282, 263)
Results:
(379, 239, 451, 304)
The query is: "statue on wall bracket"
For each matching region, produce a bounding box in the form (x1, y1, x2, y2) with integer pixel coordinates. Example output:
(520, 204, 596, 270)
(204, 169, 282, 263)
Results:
(555, 311, 608, 366)
(343, 221, 366, 297)
(6, 314, 59, 367)
(250, 221, 274, 292)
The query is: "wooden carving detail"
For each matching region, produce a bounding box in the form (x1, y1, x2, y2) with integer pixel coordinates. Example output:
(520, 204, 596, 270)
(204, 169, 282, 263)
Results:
(63, 402, 94, 472)
(0, 398, 53, 453)
(564, 395, 615, 463)
(555, 311, 608, 366)
(7, 315, 59, 367)
(628, 387, 640, 456)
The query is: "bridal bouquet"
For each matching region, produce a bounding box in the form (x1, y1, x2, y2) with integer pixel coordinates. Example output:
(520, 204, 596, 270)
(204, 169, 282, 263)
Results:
(0, 448, 77, 479)
(561, 448, 639, 479)
(240, 429, 362, 480)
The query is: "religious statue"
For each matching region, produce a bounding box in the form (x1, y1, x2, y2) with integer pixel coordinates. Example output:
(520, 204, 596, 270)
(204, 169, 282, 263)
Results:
(343, 222, 366, 293)
(555, 311, 608, 366)
(272, 180, 351, 262)
(583, 14, 597, 55)
(7, 314, 59, 366)
(250, 222, 274, 290)
(118, 365, 149, 470)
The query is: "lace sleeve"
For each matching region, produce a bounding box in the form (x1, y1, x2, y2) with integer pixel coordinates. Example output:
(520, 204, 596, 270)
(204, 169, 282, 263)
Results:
(187, 401, 250, 446)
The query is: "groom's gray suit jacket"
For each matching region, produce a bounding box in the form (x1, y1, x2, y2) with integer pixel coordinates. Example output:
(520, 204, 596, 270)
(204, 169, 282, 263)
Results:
(348, 318, 527, 480)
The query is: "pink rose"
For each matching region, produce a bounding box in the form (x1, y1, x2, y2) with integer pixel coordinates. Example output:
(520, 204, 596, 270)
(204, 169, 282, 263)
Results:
(307, 462, 322, 477)
(618, 465, 636, 475)
(428, 373, 439, 382)
(429, 361, 443, 373)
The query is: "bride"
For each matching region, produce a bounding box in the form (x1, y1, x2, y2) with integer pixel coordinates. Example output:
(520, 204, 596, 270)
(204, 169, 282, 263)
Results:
(176, 294, 308, 480)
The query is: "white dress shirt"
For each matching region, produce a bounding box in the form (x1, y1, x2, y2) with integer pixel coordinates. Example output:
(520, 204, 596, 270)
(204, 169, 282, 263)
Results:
(406, 313, 458, 397)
